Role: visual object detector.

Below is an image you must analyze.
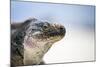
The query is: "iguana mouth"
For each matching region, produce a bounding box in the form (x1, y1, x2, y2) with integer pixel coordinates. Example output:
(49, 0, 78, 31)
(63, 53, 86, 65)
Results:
(45, 25, 66, 37)
(29, 23, 66, 40)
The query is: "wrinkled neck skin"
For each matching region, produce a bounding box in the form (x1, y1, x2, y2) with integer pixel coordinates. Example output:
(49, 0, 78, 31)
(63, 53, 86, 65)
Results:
(23, 36, 54, 65)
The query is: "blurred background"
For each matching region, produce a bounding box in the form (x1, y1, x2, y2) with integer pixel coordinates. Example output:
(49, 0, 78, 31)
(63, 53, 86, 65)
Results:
(11, 1, 95, 64)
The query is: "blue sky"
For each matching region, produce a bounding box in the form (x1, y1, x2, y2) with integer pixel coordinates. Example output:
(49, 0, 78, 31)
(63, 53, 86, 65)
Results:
(11, 1, 95, 29)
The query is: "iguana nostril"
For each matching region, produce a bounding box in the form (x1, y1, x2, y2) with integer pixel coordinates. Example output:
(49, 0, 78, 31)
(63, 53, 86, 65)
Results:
(59, 26, 66, 35)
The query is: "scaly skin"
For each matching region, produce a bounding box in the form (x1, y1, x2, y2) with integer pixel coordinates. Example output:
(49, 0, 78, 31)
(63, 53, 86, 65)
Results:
(11, 18, 66, 66)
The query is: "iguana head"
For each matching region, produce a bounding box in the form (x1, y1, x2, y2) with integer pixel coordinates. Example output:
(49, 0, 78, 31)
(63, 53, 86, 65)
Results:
(23, 18, 66, 48)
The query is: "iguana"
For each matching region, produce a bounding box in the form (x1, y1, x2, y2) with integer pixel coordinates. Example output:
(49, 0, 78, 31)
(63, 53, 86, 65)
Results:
(11, 18, 66, 66)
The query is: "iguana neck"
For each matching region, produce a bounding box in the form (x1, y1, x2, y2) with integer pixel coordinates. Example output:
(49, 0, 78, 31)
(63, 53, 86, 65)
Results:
(23, 40, 53, 65)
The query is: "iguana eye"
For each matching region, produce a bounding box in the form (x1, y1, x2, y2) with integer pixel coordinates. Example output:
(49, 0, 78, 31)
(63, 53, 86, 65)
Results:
(32, 29, 34, 31)
(43, 25, 48, 28)
(43, 22, 49, 28)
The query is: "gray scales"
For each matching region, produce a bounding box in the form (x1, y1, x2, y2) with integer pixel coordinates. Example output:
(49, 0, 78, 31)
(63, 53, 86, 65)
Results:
(11, 18, 66, 66)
